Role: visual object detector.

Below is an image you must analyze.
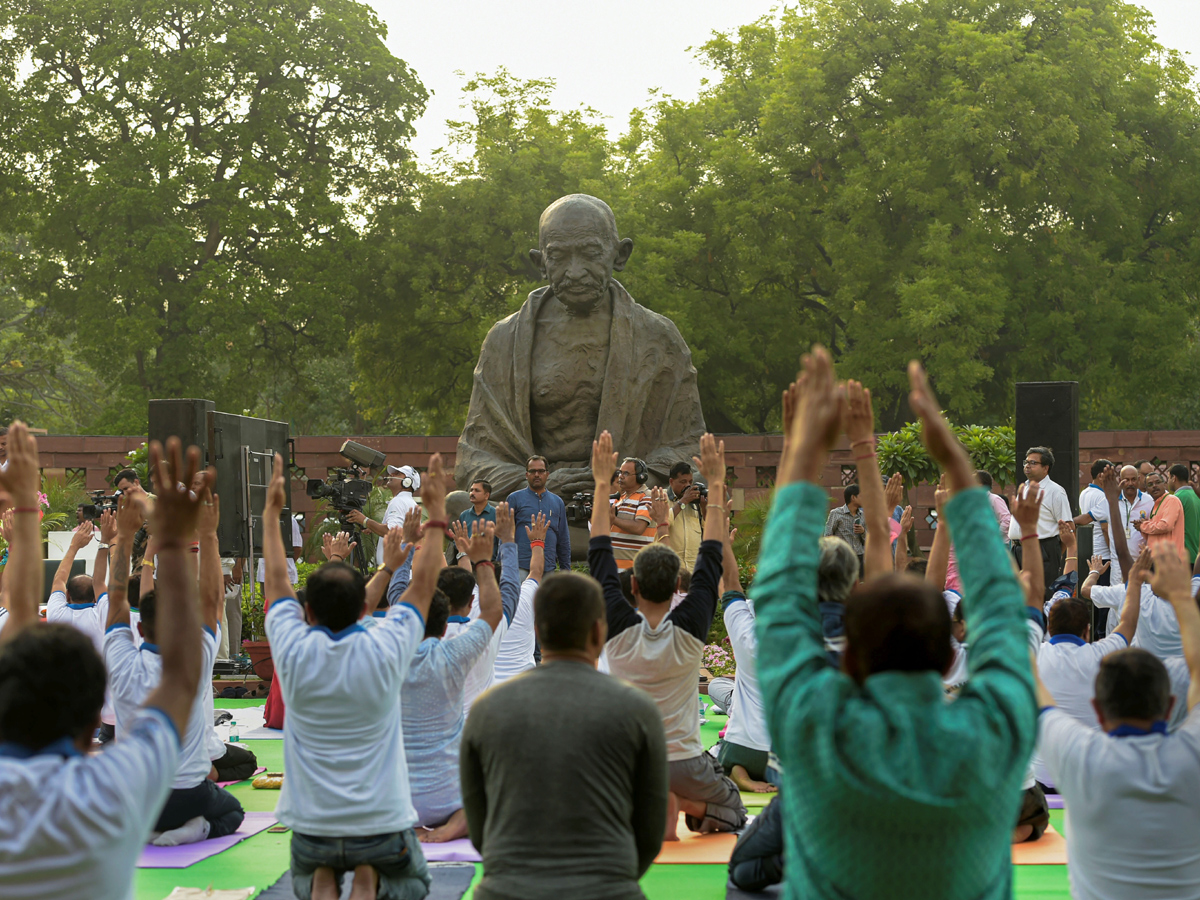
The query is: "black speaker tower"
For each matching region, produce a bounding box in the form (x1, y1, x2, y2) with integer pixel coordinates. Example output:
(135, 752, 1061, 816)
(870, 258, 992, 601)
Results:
(1014, 382, 1079, 513)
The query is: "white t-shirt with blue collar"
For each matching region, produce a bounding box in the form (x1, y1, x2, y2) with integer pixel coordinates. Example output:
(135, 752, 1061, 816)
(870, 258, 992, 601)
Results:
(266, 594, 425, 836)
(103, 622, 219, 789)
(1079, 483, 1113, 559)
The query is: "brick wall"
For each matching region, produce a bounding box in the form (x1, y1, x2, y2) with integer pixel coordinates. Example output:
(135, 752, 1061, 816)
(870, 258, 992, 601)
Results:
(37, 431, 1200, 546)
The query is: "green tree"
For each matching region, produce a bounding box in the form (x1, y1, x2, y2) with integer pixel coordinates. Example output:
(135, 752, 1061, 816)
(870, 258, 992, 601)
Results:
(0, 0, 427, 433)
(351, 70, 620, 433)
(621, 0, 1200, 431)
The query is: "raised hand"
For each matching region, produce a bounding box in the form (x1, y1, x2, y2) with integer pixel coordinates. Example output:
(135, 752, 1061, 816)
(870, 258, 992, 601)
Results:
(69, 520, 94, 551)
(495, 501, 515, 544)
(0, 421, 39, 505)
(0, 509, 12, 544)
(421, 454, 447, 518)
(591, 430, 617, 487)
(779, 345, 845, 486)
(1098, 465, 1120, 499)
(907, 361, 973, 492)
(1087, 555, 1110, 576)
(693, 434, 726, 494)
(98, 510, 118, 546)
(402, 506, 422, 546)
(1012, 484, 1044, 536)
(116, 491, 144, 539)
(1058, 519, 1076, 553)
(525, 511, 549, 544)
(844, 380, 875, 446)
(1130, 546, 1153, 582)
(322, 531, 353, 563)
(1149, 543, 1191, 602)
(197, 489, 220, 537)
(450, 520, 473, 556)
(382, 527, 413, 571)
(884, 473, 904, 510)
(467, 519, 496, 564)
(899, 505, 914, 534)
(148, 438, 214, 548)
(650, 486, 670, 528)
(263, 453, 286, 519)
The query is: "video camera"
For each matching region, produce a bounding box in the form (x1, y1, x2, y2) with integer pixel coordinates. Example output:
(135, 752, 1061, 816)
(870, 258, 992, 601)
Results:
(304, 440, 387, 515)
(566, 492, 593, 525)
(78, 489, 122, 521)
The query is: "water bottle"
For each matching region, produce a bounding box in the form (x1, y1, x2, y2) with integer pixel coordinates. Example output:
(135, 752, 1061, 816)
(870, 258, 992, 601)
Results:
(229, 720, 240, 743)
(698, 697, 708, 726)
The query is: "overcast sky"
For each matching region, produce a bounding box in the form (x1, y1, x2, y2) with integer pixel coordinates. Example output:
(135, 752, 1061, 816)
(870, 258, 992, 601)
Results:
(368, 0, 1200, 165)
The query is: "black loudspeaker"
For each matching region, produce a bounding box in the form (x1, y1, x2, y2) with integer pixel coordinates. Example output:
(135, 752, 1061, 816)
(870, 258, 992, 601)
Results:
(148, 400, 291, 557)
(1015, 382, 1080, 515)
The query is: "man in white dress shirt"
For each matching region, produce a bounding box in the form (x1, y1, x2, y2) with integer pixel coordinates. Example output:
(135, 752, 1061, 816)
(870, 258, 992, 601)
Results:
(1008, 446, 1073, 598)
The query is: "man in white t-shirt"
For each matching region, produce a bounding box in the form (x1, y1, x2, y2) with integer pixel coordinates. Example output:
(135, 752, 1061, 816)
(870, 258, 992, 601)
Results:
(1077, 459, 1115, 585)
(265, 451, 444, 900)
(716, 532, 773, 794)
(0, 426, 208, 900)
(348, 464, 421, 567)
(1037, 542, 1200, 900)
(104, 483, 244, 844)
(493, 512, 547, 683)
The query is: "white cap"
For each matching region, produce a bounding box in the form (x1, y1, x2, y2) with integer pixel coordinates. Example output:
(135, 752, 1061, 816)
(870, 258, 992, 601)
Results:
(386, 465, 421, 490)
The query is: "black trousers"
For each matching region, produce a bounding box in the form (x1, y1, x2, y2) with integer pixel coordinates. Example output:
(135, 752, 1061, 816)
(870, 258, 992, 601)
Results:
(729, 793, 784, 891)
(1012, 536, 1061, 602)
(213, 741, 259, 782)
(156, 779, 245, 838)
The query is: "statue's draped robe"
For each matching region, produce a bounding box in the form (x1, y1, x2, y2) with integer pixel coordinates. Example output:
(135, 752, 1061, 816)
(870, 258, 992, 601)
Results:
(456, 281, 707, 499)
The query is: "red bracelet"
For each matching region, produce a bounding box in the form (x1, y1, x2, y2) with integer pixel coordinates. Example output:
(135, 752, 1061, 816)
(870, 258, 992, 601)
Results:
(1020, 533, 1039, 542)
(472, 560, 495, 571)
(529, 540, 545, 548)
(422, 520, 448, 532)
(853, 453, 876, 461)
(11, 507, 39, 514)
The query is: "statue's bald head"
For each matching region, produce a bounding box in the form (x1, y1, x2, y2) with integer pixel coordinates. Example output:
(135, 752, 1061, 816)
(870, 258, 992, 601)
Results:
(538, 194, 620, 247)
(531, 194, 634, 316)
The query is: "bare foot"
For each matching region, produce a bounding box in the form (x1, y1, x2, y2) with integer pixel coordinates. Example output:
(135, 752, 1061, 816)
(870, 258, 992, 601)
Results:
(311, 866, 340, 900)
(663, 792, 680, 841)
(1011, 824, 1034, 844)
(730, 765, 776, 794)
(418, 809, 469, 843)
(348, 864, 378, 900)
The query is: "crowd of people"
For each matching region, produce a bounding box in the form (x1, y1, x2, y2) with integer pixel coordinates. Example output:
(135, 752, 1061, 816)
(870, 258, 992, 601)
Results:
(1, 348, 1199, 900)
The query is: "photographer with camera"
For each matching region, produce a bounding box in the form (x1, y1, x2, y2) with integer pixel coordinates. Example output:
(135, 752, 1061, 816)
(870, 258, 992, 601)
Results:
(347, 465, 420, 569)
(666, 462, 706, 570)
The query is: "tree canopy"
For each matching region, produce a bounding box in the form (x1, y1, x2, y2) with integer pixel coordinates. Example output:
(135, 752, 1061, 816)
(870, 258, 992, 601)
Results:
(1, 0, 1197, 436)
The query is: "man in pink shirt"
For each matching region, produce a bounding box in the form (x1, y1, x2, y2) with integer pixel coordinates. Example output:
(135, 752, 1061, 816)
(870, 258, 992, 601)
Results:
(1136, 469, 1186, 555)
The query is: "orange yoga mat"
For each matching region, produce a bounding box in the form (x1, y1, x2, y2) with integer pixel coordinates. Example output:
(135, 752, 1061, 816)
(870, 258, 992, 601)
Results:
(1012, 825, 1068, 865)
(653, 812, 739, 864)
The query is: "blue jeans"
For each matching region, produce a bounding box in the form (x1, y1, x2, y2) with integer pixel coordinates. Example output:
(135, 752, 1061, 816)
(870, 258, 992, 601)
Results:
(290, 829, 431, 900)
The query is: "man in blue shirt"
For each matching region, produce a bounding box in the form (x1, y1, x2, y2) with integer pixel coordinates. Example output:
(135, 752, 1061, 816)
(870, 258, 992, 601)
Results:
(507, 455, 571, 575)
(458, 480, 498, 562)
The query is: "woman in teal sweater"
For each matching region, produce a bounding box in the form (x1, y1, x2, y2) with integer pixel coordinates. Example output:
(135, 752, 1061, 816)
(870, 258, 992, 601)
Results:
(754, 351, 1036, 900)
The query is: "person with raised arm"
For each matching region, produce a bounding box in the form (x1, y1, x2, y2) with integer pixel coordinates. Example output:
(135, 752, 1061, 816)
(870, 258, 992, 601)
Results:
(0, 429, 206, 899)
(402, 519, 501, 844)
(494, 512, 548, 682)
(105, 480, 245, 844)
(1037, 542, 1200, 899)
(755, 350, 1036, 899)
(267, 451, 445, 900)
(589, 429, 744, 838)
(46, 520, 107, 648)
(844, 380, 893, 581)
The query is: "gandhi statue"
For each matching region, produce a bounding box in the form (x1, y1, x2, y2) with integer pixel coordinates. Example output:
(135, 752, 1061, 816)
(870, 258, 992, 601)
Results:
(455, 194, 707, 499)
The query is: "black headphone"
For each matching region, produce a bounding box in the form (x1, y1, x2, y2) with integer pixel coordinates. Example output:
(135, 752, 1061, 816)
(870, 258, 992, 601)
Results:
(622, 457, 649, 485)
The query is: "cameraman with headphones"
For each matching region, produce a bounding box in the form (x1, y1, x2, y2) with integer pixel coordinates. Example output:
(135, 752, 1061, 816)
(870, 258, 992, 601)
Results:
(610, 457, 656, 571)
(347, 464, 420, 568)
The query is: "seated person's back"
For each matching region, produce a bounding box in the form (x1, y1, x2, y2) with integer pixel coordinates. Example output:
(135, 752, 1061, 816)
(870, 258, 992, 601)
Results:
(462, 571, 668, 900)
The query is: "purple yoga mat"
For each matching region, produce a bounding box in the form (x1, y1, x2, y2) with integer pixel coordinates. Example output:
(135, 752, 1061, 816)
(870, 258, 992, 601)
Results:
(137, 811, 278, 868)
(418, 838, 482, 863)
(1047, 794, 1064, 809)
(216, 766, 266, 788)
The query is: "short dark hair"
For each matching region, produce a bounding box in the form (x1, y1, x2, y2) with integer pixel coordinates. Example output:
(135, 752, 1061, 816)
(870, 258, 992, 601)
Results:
(113, 468, 140, 487)
(66, 574, 95, 606)
(906, 558, 929, 576)
(669, 461, 692, 480)
(1095, 648, 1171, 722)
(0, 624, 106, 749)
(425, 589, 450, 639)
(304, 563, 366, 631)
(1133, 459, 1151, 470)
(976, 470, 993, 489)
(526, 455, 548, 471)
(438, 566, 476, 612)
(535, 572, 605, 653)
(678, 569, 691, 594)
(140, 589, 158, 640)
(632, 544, 681, 603)
(844, 484, 860, 505)
(1090, 459, 1113, 480)
(471, 480, 493, 496)
(1026, 447, 1054, 471)
(0, 426, 8, 436)
(1169, 463, 1189, 483)
(843, 574, 952, 681)
(1048, 597, 1091, 638)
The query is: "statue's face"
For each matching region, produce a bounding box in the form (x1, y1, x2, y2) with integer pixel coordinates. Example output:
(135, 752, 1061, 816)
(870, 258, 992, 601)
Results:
(533, 202, 631, 316)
